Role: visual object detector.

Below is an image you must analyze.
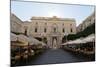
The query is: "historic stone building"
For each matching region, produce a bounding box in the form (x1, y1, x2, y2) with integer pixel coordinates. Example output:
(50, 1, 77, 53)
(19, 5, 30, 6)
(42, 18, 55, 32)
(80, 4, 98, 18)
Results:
(23, 16, 76, 48)
(11, 11, 96, 49)
(77, 12, 95, 33)
(11, 13, 25, 34)
(11, 13, 76, 48)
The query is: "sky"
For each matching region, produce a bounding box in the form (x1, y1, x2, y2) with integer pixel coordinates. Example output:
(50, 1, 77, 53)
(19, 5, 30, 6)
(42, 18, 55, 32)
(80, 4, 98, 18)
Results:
(11, 1, 95, 26)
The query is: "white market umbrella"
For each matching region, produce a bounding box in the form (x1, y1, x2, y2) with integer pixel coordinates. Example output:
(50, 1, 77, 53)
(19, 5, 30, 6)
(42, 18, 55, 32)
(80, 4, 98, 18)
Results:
(11, 33, 17, 41)
(12, 34, 29, 46)
(61, 42, 68, 46)
(67, 38, 86, 44)
(28, 37, 41, 45)
(83, 34, 95, 43)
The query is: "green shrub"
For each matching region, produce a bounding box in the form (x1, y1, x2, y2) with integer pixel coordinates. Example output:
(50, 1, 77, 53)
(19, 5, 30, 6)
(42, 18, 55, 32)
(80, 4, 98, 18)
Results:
(67, 23, 95, 40)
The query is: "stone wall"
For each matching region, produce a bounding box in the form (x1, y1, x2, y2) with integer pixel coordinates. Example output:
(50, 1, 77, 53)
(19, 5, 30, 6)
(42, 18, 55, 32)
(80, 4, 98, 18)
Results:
(77, 12, 95, 33)
(11, 13, 25, 34)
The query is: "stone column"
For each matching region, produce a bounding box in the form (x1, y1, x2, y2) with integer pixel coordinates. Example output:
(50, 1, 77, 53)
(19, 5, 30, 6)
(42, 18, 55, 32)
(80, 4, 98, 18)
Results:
(47, 36, 51, 48)
(59, 36, 62, 48)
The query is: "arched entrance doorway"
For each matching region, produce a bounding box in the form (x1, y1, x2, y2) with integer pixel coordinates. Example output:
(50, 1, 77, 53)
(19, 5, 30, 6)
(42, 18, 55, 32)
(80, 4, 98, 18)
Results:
(52, 37, 57, 49)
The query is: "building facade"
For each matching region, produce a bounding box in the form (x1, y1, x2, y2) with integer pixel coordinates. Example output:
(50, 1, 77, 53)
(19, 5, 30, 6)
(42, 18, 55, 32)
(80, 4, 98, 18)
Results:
(23, 16, 76, 48)
(11, 13, 76, 48)
(77, 12, 95, 33)
(11, 13, 25, 34)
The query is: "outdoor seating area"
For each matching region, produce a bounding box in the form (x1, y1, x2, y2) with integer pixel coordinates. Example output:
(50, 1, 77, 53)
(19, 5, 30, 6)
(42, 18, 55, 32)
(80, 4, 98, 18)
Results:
(61, 34, 95, 57)
(11, 33, 46, 66)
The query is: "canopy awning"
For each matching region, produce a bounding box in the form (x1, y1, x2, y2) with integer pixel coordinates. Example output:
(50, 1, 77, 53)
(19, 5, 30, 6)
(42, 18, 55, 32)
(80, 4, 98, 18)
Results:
(61, 39, 85, 45)
(11, 33, 46, 46)
(11, 33, 17, 41)
(83, 34, 95, 43)
(67, 39, 86, 44)
(28, 37, 41, 45)
(61, 34, 95, 45)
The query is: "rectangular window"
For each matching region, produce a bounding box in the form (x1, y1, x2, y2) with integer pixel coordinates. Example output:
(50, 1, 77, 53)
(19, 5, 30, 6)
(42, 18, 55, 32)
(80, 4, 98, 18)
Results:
(63, 28, 65, 33)
(70, 24, 72, 26)
(35, 28, 37, 32)
(44, 28, 46, 33)
(71, 28, 73, 32)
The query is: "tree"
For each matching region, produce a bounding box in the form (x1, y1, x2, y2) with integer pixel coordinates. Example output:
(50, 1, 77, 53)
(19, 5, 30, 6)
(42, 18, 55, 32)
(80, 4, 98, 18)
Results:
(67, 23, 95, 40)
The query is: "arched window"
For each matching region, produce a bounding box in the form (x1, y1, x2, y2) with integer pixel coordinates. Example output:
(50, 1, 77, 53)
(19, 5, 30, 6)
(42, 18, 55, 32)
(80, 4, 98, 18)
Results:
(54, 27, 56, 32)
(53, 23, 57, 33)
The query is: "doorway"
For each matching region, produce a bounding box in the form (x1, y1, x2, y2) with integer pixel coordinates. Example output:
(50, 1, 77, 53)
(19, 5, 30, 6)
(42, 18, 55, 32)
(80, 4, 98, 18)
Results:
(52, 37, 57, 49)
